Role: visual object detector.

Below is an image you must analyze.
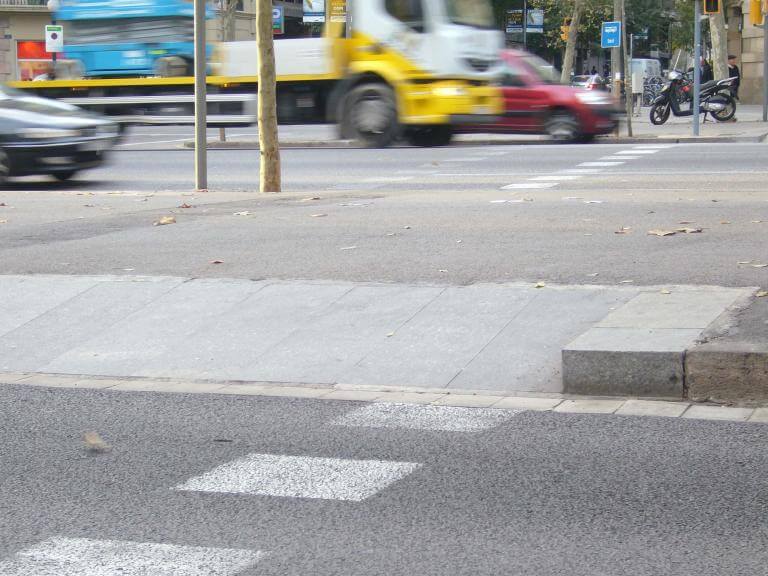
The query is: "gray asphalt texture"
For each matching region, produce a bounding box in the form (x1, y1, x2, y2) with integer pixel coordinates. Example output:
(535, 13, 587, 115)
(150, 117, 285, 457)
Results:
(1, 141, 767, 287)
(1, 384, 766, 575)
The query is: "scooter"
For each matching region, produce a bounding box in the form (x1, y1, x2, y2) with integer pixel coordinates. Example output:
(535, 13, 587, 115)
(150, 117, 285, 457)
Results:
(650, 71, 737, 125)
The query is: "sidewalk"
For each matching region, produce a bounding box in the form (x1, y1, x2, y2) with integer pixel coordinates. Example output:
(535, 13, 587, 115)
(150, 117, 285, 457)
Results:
(1, 274, 763, 403)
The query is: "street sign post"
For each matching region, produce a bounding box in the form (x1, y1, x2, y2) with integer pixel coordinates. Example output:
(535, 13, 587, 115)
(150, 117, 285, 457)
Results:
(44, 24, 63, 53)
(601, 21, 621, 49)
(272, 6, 284, 34)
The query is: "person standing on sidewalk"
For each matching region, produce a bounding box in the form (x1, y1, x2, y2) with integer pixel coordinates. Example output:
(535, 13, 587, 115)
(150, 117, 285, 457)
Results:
(728, 55, 741, 100)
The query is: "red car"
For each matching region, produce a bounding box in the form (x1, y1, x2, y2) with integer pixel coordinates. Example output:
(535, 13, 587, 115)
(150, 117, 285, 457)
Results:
(469, 50, 619, 142)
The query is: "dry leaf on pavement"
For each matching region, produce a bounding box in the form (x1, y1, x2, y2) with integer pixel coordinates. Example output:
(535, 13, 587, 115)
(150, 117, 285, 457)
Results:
(340, 246, 357, 251)
(300, 196, 321, 202)
(660, 289, 672, 294)
(154, 216, 176, 226)
(720, 220, 731, 224)
(676, 227, 703, 234)
(0, 219, 7, 224)
(210, 260, 224, 264)
(757, 291, 768, 297)
(311, 213, 327, 218)
(647, 229, 676, 236)
(614, 227, 631, 234)
(233, 211, 252, 216)
(178, 203, 193, 209)
(534, 282, 546, 288)
(751, 263, 768, 268)
(620, 279, 634, 283)
(83, 431, 111, 454)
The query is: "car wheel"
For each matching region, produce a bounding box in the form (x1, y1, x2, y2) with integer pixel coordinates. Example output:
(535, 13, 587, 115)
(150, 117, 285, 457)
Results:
(0, 149, 9, 185)
(341, 83, 400, 148)
(405, 125, 453, 147)
(52, 171, 78, 182)
(544, 110, 580, 142)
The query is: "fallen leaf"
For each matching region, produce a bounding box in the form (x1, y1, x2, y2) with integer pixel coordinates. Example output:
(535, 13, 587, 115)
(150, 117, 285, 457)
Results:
(620, 279, 634, 283)
(750, 263, 768, 268)
(584, 200, 604, 204)
(83, 431, 111, 454)
(720, 220, 731, 225)
(385, 233, 396, 237)
(300, 196, 321, 202)
(233, 211, 252, 216)
(340, 246, 357, 251)
(438, 269, 448, 273)
(210, 260, 224, 264)
(738, 261, 752, 265)
(676, 227, 703, 234)
(757, 291, 768, 297)
(386, 332, 395, 337)
(535, 282, 546, 288)
(178, 203, 194, 209)
(431, 161, 439, 166)
(614, 227, 631, 234)
(154, 216, 176, 226)
(123, 268, 135, 271)
(456, 240, 463, 244)
(311, 213, 327, 218)
(678, 221, 694, 224)
(660, 289, 672, 294)
(403, 225, 412, 230)
(196, 188, 209, 193)
(523, 197, 534, 202)
(648, 229, 676, 236)
(83, 204, 95, 207)
(751, 220, 764, 224)
(587, 273, 599, 277)
(0, 219, 7, 224)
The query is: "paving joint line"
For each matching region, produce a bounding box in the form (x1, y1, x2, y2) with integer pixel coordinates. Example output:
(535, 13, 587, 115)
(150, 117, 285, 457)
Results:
(2, 371, 765, 424)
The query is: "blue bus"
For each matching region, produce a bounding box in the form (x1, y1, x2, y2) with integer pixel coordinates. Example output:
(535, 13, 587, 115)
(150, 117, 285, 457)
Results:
(55, 0, 212, 77)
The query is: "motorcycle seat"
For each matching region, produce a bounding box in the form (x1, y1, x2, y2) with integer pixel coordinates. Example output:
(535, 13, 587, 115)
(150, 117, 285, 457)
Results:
(700, 80, 718, 91)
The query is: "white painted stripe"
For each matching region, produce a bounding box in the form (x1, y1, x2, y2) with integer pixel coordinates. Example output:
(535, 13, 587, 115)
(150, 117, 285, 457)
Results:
(501, 182, 559, 189)
(633, 144, 676, 149)
(579, 161, 624, 167)
(529, 175, 583, 181)
(361, 176, 414, 183)
(333, 402, 521, 432)
(0, 537, 263, 576)
(174, 453, 421, 502)
(600, 156, 640, 160)
(615, 149, 659, 155)
(561, 169, 604, 174)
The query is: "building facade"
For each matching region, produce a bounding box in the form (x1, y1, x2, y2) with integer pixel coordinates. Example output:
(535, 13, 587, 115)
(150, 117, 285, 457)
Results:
(727, 1, 765, 104)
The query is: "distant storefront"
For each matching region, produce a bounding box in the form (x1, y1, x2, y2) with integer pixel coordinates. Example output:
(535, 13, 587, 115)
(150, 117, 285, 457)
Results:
(16, 40, 57, 81)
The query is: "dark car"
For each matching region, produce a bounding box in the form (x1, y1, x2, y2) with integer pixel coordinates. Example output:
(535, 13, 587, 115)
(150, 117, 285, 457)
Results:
(466, 50, 619, 142)
(0, 84, 119, 184)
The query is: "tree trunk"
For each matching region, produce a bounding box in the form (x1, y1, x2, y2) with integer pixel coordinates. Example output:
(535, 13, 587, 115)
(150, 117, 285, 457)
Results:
(709, 8, 729, 80)
(221, 0, 237, 42)
(256, 0, 281, 193)
(560, 0, 583, 84)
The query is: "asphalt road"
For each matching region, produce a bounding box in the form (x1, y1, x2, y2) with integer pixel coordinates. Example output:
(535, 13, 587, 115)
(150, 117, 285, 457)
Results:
(0, 139, 767, 287)
(0, 384, 766, 575)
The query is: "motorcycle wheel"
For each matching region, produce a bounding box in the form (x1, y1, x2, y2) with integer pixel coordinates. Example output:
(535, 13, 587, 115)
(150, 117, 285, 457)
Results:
(709, 94, 736, 122)
(650, 102, 670, 125)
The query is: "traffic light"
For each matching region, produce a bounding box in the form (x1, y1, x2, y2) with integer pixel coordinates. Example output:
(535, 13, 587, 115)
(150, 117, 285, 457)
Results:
(560, 18, 571, 41)
(749, 0, 765, 25)
(703, 0, 720, 14)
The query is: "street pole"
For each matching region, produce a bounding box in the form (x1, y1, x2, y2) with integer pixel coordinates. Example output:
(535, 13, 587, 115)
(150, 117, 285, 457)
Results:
(622, 0, 632, 136)
(693, 0, 701, 136)
(523, 0, 528, 51)
(612, 0, 621, 137)
(763, 19, 767, 122)
(193, 0, 207, 191)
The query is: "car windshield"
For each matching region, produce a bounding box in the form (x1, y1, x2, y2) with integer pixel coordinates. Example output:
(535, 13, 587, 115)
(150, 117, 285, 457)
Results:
(444, 0, 494, 28)
(517, 54, 560, 84)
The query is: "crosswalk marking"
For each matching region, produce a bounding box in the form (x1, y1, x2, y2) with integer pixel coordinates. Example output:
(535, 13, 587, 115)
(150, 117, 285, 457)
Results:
(0, 537, 263, 575)
(579, 161, 624, 167)
(174, 453, 422, 502)
(332, 402, 521, 432)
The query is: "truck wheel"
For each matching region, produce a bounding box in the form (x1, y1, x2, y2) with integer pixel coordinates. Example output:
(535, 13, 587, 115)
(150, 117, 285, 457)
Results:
(342, 83, 399, 148)
(405, 126, 453, 147)
(0, 149, 10, 185)
(544, 110, 580, 142)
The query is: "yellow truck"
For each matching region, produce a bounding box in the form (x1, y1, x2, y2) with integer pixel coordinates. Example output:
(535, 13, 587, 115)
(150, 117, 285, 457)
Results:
(11, 0, 504, 147)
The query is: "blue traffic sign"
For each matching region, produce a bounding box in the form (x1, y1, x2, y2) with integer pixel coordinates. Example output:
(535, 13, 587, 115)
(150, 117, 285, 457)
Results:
(601, 21, 622, 48)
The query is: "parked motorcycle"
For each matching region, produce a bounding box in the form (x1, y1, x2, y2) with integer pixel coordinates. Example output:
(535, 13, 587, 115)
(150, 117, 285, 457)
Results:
(649, 71, 737, 125)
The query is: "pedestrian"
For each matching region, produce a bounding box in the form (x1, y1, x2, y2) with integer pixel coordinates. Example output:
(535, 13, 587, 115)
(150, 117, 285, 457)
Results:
(727, 54, 740, 100)
(700, 57, 713, 83)
(591, 66, 597, 75)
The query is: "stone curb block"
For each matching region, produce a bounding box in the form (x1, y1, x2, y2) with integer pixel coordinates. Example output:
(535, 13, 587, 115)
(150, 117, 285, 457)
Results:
(686, 343, 768, 404)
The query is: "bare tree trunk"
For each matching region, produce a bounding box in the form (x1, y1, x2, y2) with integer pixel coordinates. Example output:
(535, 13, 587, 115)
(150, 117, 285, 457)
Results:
(560, 0, 583, 84)
(709, 8, 729, 80)
(256, 0, 281, 193)
(221, 0, 237, 42)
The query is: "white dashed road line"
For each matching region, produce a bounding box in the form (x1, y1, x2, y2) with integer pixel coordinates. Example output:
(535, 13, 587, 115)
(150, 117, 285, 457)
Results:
(615, 149, 659, 155)
(601, 156, 640, 160)
(579, 161, 624, 167)
(501, 182, 559, 189)
(174, 453, 422, 502)
(333, 402, 521, 432)
(0, 537, 264, 576)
